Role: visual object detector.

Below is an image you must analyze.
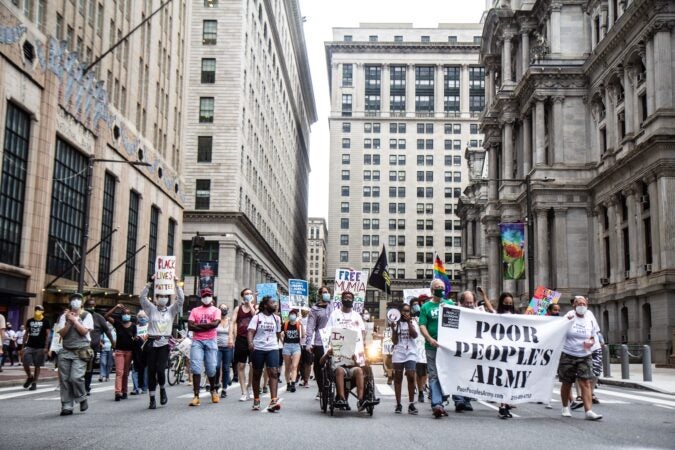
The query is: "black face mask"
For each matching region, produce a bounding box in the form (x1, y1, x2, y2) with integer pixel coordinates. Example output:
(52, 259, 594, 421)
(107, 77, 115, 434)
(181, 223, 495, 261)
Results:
(500, 305, 514, 313)
(551, 312, 560, 317)
(342, 300, 353, 309)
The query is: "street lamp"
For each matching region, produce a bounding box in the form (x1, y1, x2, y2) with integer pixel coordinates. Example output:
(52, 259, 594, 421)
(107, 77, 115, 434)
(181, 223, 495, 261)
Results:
(77, 158, 151, 293)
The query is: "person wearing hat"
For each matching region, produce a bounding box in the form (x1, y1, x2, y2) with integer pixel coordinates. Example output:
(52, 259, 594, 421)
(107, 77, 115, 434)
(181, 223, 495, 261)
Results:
(21, 305, 51, 390)
(281, 308, 304, 393)
(57, 293, 94, 416)
(187, 287, 221, 406)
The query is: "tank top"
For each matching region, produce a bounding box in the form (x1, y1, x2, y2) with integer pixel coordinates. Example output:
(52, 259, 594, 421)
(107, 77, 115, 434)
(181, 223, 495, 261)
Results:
(283, 321, 301, 344)
(216, 321, 230, 347)
(236, 306, 253, 337)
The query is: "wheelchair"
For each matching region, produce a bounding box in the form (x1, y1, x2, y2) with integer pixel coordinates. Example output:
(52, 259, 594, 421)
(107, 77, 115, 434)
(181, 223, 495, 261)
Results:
(319, 357, 380, 416)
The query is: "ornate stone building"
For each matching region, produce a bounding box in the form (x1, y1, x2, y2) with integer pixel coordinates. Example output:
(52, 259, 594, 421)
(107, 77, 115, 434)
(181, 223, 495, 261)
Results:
(459, 0, 675, 364)
(307, 217, 328, 287)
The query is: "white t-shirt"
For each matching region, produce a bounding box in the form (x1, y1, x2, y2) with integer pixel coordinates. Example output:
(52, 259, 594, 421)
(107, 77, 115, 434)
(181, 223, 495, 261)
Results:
(3, 329, 16, 345)
(57, 312, 94, 341)
(248, 313, 281, 351)
(392, 321, 418, 364)
(327, 309, 366, 367)
(563, 313, 599, 357)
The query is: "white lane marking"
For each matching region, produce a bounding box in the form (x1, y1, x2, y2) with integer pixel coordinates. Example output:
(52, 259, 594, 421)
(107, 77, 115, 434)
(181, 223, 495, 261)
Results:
(477, 401, 520, 418)
(654, 404, 674, 410)
(594, 389, 675, 408)
(0, 387, 55, 400)
(0, 384, 56, 393)
(375, 383, 395, 396)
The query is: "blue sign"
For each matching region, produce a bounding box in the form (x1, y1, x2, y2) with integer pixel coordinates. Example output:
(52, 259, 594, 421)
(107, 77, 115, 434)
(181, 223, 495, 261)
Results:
(288, 279, 309, 309)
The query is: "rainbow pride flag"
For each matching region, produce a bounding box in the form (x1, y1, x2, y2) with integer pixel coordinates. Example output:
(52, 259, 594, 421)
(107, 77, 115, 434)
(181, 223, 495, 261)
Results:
(433, 255, 452, 298)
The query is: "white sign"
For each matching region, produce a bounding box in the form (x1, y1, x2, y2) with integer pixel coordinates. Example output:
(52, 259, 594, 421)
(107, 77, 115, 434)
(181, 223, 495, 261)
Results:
(436, 305, 572, 404)
(382, 326, 393, 355)
(330, 328, 358, 360)
(319, 327, 332, 350)
(403, 289, 431, 305)
(333, 269, 368, 313)
(154, 256, 176, 295)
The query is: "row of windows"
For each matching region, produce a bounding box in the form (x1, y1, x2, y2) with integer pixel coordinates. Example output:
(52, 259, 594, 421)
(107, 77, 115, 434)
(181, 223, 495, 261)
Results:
(340, 198, 462, 213)
(342, 35, 481, 44)
(359, 154, 468, 169)
(340, 93, 485, 115)
(339, 218, 462, 232)
(341, 138, 473, 151)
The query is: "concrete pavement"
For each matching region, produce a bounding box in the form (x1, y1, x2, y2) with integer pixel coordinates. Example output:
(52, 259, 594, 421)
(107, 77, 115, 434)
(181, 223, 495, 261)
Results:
(599, 364, 675, 395)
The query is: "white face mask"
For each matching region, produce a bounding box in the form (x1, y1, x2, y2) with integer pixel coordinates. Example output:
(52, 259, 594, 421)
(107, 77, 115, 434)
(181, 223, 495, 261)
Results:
(244, 294, 253, 303)
(70, 299, 82, 310)
(321, 293, 331, 302)
(201, 297, 213, 306)
(575, 305, 587, 316)
(157, 297, 169, 307)
(363, 314, 370, 321)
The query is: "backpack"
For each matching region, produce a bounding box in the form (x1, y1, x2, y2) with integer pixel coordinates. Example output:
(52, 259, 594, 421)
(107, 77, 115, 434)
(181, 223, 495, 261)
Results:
(283, 321, 301, 333)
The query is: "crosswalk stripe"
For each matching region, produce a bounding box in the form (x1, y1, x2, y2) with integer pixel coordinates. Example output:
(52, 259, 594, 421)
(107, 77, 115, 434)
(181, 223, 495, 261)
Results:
(594, 389, 675, 408)
(375, 383, 395, 396)
(0, 387, 55, 400)
(654, 404, 674, 410)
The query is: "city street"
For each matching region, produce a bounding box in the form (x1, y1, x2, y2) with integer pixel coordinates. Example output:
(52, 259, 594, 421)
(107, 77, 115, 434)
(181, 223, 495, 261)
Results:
(0, 366, 673, 449)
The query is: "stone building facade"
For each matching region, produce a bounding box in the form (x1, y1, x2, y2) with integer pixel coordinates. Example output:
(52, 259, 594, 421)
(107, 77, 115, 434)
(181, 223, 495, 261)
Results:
(325, 23, 485, 317)
(181, 0, 316, 307)
(459, 0, 675, 364)
(307, 217, 327, 287)
(0, 1, 186, 326)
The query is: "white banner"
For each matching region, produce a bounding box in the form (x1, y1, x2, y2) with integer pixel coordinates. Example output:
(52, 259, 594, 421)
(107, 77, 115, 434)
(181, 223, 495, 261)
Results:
(437, 305, 572, 404)
(154, 256, 176, 295)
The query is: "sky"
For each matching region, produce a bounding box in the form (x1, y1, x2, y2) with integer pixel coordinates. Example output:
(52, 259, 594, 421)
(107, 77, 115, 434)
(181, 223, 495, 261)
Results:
(298, 0, 487, 221)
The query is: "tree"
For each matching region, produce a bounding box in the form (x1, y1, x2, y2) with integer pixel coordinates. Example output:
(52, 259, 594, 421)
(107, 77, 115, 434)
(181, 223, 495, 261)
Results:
(308, 282, 318, 305)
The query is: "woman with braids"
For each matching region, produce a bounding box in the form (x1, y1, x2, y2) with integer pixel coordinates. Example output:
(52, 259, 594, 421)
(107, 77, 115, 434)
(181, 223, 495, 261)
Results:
(247, 295, 282, 412)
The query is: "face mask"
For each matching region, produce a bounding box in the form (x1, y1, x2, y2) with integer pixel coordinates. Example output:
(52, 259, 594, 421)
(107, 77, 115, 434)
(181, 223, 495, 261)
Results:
(122, 314, 131, 322)
(244, 294, 253, 303)
(289, 314, 297, 322)
(34, 311, 44, 321)
(551, 312, 560, 317)
(157, 297, 169, 307)
(412, 304, 421, 313)
(85, 307, 95, 314)
(342, 299, 353, 309)
(433, 288, 445, 298)
(502, 305, 514, 314)
(70, 299, 82, 310)
(138, 318, 148, 325)
(201, 297, 212, 306)
(321, 293, 331, 302)
(220, 309, 228, 316)
(363, 314, 370, 321)
(575, 306, 587, 316)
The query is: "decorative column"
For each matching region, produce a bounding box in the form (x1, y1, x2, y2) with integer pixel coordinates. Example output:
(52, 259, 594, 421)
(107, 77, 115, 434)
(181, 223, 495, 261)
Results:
(553, 208, 568, 288)
(535, 210, 549, 288)
(235, 249, 243, 286)
(550, 3, 561, 53)
(219, 241, 237, 307)
(435, 64, 444, 115)
(591, 14, 597, 48)
(592, 207, 605, 287)
(488, 144, 498, 201)
(485, 67, 493, 107)
(522, 109, 532, 174)
(242, 255, 251, 289)
(607, 0, 615, 30)
(331, 63, 339, 106)
(552, 97, 564, 164)
(632, 182, 646, 277)
(604, 86, 615, 152)
(623, 64, 635, 137)
(406, 64, 415, 116)
(521, 29, 530, 75)
(485, 218, 501, 300)
(653, 27, 673, 110)
(645, 38, 655, 115)
(624, 188, 638, 278)
(467, 217, 475, 256)
(503, 120, 514, 180)
(354, 62, 365, 114)
(606, 199, 618, 283)
(534, 97, 546, 166)
(502, 33, 513, 84)
(647, 176, 661, 271)
(614, 195, 626, 280)
(657, 175, 674, 269)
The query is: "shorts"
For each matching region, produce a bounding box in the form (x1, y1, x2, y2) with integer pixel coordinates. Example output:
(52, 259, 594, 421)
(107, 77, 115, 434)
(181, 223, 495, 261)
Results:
(416, 363, 428, 377)
(334, 365, 360, 379)
(233, 336, 250, 364)
(558, 352, 594, 383)
(591, 348, 603, 378)
(282, 343, 301, 356)
(251, 349, 280, 371)
(393, 360, 417, 372)
(23, 347, 45, 367)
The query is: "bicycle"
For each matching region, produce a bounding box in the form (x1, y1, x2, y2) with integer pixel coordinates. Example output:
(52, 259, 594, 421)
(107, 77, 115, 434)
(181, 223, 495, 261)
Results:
(167, 337, 191, 386)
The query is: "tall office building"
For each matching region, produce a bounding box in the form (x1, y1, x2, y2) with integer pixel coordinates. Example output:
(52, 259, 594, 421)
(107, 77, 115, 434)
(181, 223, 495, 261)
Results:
(461, 0, 675, 364)
(0, 0, 186, 324)
(325, 23, 485, 317)
(182, 0, 316, 306)
(307, 217, 327, 287)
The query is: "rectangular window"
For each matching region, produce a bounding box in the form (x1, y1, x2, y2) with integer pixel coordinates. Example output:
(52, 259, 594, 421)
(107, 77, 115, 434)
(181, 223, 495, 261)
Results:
(341, 170, 350, 181)
(342, 154, 350, 164)
(204, 0, 218, 6)
(147, 206, 160, 279)
(343, 35, 352, 42)
(123, 191, 140, 293)
(195, 179, 211, 209)
(369, 35, 378, 42)
(390, 95, 406, 112)
(415, 66, 434, 87)
(415, 95, 434, 113)
(470, 123, 479, 134)
(342, 138, 350, 149)
(394, 35, 403, 42)
(444, 66, 460, 89)
(342, 122, 351, 132)
(201, 58, 216, 83)
(46, 139, 87, 280)
(203, 20, 218, 45)
(167, 218, 176, 256)
(199, 97, 214, 123)
(97, 173, 116, 287)
(340, 218, 349, 228)
(197, 136, 213, 162)
(340, 235, 349, 245)
(342, 94, 352, 117)
(0, 103, 30, 266)
(444, 95, 460, 113)
(341, 186, 350, 196)
(342, 64, 353, 87)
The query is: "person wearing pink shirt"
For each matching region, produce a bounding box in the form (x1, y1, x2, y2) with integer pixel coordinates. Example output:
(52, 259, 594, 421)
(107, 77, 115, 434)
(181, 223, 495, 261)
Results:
(187, 288, 221, 407)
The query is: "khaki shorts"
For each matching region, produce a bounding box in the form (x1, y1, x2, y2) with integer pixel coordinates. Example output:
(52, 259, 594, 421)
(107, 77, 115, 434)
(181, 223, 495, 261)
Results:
(23, 347, 45, 367)
(558, 352, 593, 383)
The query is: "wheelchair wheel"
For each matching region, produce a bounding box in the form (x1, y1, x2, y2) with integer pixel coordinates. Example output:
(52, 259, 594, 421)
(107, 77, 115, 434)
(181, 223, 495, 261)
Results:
(363, 365, 376, 416)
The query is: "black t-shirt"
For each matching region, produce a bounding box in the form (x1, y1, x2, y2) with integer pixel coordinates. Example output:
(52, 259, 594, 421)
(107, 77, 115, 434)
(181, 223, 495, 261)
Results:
(88, 311, 110, 348)
(283, 322, 301, 344)
(25, 318, 50, 349)
(113, 320, 137, 351)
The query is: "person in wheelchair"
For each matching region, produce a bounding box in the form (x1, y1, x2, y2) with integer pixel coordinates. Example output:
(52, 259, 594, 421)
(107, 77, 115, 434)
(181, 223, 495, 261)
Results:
(321, 291, 368, 412)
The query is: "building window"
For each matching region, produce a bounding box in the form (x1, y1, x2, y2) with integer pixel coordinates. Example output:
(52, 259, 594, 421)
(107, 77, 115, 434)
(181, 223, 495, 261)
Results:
(97, 173, 116, 287)
(199, 97, 214, 123)
(197, 136, 213, 162)
(369, 35, 378, 42)
(343, 35, 352, 42)
(341, 186, 350, 196)
(342, 154, 350, 164)
(340, 218, 349, 228)
(342, 94, 352, 117)
(342, 64, 353, 87)
(342, 138, 350, 149)
(201, 58, 216, 83)
(421, 36, 430, 43)
(340, 235, 349, 245)
(204, 0, 218, 6)
(342, 122, 351, 132)
(340, 251, 349, 262)
(415, 66, 434, 87)
(444, 66, 460, 89)
(444, 95, 460, 113)
(147, 205, 160, 279)
(182, 240, 219, 276)
(448, 36, 457, 43)
(394, 35, 403, 42)
(46, 139, 87, 280)
(470, 123, 479, 134)
(195, 179, 211, 209)
(341, 170, 350, 180)
(167, 218, 176, 256)
(123, 191, 140, 293)
(0, 103, 30, 266)
(415, 95, 434, 113)
(202, 20, 217, 45)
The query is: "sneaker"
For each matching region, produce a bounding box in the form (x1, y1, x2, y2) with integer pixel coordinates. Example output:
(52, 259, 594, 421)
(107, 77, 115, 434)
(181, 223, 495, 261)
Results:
(59, 409, 73, 416)
(545, 403, 553, 409)
(433, 405, 444, 418)
(115, 394, 122, 402)
(252, 399, 261, 411)
(463, 402, 473, 412)
(267, 399, 281, 412)
(98, 377, 103, 382)
(570, 401, 584, 410)
(149, 397, 156, 409)
(585, 410, 603, 421)
(357, 399, 367, 412)
(408, 403, 419, 415)
(315, 392, 320, 401)
(395, 403, 403, 414)
(220, 389, 227, 398)
(130, 389, 139, 395)
(418, 392, 424, 403)
(290, 382, 296, 393)
(262, 386, 268, 394)
(80, 399, 88, 412)
(29, 383, 37, 391)
(239, 394, 247, 402)
(247, 389, 253, 400)
(455, 402, 465, 413)
(561, 406, 572, 417)
(210, 391, 220, 403)
(23, 376, 34, 389)
(592, 395, 600, 404)
(499, 407, 510, 419)
(160, 388, 168, 405)
(189, 396, 200, 407)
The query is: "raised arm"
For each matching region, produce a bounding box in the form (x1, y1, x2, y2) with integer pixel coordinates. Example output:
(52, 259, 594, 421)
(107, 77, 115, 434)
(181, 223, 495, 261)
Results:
(169, 279, 185, 316)
(477, 287, 495, 313)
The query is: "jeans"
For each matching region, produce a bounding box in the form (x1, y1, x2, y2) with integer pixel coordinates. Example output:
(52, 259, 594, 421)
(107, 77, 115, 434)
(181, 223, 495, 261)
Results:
(425, 348, 444, 408)
(190, 339, 218, 377)
(146, 344, 170, 394)
(453, 395, 472, 407)
(114, 350, 133, 394)
(100, 350, 112, 378)
(132, 367, 148, 392)
(215, 346, 234, 389)
(58, 349, 87, 411)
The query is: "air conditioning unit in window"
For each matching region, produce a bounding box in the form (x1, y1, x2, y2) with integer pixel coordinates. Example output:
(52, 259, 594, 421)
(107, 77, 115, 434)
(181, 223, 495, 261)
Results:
(645, 264, 652, 274)
(600, 277, 610, 285)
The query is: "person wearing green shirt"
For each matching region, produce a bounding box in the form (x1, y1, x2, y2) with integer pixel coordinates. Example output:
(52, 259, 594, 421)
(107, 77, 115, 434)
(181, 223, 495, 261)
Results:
(419, 278, 455, 418)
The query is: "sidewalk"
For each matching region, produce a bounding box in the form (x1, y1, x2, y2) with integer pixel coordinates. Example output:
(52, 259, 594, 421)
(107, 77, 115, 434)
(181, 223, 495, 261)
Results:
(0, 364, 59, 388)
(598, 364, 675, 395)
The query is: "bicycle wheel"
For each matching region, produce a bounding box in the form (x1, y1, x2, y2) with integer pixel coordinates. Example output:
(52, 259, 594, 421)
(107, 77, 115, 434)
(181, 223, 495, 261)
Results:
(167, 355, 183, 386)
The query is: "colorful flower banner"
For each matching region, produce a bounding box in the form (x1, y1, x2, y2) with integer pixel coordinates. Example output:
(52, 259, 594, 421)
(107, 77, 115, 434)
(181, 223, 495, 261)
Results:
(500, 223, 525, 280)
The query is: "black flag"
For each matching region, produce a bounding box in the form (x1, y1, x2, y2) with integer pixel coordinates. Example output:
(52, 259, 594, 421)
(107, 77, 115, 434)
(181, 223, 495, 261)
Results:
(368, 245, 391, 294)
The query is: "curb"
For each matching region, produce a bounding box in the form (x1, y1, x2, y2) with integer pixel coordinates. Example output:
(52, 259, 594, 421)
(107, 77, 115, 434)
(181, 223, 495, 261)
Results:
(0, 376, 59, 389)
(598, 378, 675, 395)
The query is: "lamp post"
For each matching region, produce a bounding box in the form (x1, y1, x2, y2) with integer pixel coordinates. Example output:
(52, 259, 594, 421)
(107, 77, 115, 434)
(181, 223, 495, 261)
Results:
(77, 158, 151, 293)
(192, 234, 205, 297)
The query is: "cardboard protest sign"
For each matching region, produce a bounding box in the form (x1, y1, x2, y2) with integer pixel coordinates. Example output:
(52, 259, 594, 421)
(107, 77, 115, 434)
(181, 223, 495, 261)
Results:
(526, 286, 562, 316)
(436, 305, 572, 404)
(332, 269, 368, 313)
(382, 326, 393, 355)
(288, 279, 309, 310)
(279, 295, 290, 321)
(154, 256, 176, 295)
(319, 327, 332, 350)
(329, 328, 358, 360)
(403, 289, 431, 304)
